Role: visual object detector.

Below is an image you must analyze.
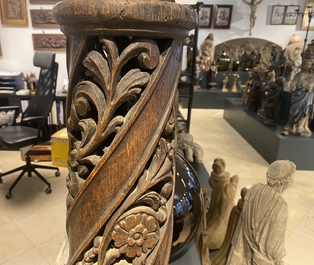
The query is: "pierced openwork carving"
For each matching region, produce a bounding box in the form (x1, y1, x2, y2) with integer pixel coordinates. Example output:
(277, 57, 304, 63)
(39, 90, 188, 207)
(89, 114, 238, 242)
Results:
(65, 35, 180, 264)
(52, 1, 197, 264)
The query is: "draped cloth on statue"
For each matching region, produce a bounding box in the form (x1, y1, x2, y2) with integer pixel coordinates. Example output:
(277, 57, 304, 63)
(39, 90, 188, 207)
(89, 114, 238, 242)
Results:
(226, 183, 287, 265)
(288, 71, 314, 124)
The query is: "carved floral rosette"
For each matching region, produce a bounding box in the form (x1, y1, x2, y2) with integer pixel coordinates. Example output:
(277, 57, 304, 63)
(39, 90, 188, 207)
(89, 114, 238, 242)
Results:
(52, 0, 197, 264)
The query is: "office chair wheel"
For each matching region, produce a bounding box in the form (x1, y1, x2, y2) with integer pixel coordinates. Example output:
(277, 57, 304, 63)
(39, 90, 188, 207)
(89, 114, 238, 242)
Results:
(55, 171, 60, 177)
(46, 187, 52, 194)
(5, 193, 12, 199)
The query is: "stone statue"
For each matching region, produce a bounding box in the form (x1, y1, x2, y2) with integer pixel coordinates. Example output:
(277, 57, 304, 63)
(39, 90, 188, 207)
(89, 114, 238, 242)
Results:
(212, 187, 249, 265)
(200, 33, 214, 72)
(177, 124, 204, 163)
(205, 158, 239, 250)
(281, 59, 314, 137)
(226, 160, 296, 265)
(242, 0, 264, 36)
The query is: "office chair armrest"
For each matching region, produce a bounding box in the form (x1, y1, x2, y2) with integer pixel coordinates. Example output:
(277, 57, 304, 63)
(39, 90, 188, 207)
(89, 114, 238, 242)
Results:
(22, 116, 46, 123)
(0, 106, 20, 112)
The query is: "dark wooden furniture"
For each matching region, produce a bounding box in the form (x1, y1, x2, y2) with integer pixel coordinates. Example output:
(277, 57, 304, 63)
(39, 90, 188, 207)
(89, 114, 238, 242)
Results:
(52, 0, 197, 264)
(0, 52, 60, 199)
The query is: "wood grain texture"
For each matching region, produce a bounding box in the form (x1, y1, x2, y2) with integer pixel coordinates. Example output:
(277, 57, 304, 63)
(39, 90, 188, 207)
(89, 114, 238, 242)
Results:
(52, 1, 197, 264)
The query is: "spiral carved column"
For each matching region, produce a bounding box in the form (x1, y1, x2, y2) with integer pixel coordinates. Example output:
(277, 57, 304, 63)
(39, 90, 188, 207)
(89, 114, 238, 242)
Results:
(52, 1, 197, 264)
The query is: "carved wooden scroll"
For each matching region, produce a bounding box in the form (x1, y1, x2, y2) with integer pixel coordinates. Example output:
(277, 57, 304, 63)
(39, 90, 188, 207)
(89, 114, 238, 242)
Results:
(52, 0, 197, 264)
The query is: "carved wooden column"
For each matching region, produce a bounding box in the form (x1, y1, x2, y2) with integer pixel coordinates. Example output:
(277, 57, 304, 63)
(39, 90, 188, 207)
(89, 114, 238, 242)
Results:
(52, 1, 197, 264)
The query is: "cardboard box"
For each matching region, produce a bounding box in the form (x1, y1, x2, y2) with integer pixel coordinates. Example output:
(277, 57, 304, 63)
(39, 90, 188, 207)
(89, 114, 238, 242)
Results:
(51, 127, 69, 167)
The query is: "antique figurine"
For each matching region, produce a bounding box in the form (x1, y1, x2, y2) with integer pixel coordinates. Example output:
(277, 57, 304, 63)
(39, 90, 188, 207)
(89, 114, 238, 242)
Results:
(242, 0, 264, 36)
(200, 33, 215, 72)
(257, 70, 276, 117)
(226, 160, 296, 265)
(263, 76, 285, 126)
(243, 70, 264, 111)
(22, 72, 38, 92)
(222, 74, 229, 92)
(239, 41, 257, 71)
(177, 124, 204, 163)
(281, 59, 314, 137)
(231, 74, 239, 92)
(205, 158, 239, 250)
(284, 34, 306, 84)
(212, 187, 249, 265)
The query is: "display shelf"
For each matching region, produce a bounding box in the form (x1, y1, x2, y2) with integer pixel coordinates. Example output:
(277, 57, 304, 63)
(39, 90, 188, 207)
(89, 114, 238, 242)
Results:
(180, 88, 242, 109)
(223, 98, 314, 170)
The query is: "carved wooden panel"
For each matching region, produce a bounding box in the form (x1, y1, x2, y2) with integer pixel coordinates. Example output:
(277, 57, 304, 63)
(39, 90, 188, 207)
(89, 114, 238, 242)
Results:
(32, 33, 65, 51)
(52, 0, 197, 264)
(30, 9, 58, 28)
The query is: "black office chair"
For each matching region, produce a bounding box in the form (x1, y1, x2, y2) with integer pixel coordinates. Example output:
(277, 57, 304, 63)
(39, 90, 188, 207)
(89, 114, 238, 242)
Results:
(0, 51, 60, 199)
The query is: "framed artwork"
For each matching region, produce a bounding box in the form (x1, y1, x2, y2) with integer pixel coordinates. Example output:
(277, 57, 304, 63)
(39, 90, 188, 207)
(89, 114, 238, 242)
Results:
(29, 0, 60, 4)
(302, 1, 314, 30)
(32, 34, 66, 51)
(199, 5, 213, 28)
(270, 5, 286, 25)
(283, 5, 299, 25)
(30, 9, 58, 28)
(213, 5, 233, 29)
(0, 0, 28, 26)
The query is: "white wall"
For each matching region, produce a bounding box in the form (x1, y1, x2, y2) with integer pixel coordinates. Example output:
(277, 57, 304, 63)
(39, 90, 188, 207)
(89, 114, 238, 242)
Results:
(0, 2, 66, 91)
(198, 0, 309, 49)
(0, 0, 311, 91)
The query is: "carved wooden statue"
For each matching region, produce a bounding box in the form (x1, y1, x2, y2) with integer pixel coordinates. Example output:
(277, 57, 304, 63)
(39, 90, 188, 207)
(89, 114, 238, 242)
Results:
(242, 0, 264, 36)
(52, 0, 197, 264)
(226, 160, 296, 265)
(200, 33, 214, 72)
(281, 59, 314, 137)
(205, 158, 239, 250)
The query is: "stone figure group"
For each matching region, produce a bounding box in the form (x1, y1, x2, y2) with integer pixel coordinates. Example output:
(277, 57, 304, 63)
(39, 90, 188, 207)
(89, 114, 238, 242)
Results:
(195, 158, 295, 265)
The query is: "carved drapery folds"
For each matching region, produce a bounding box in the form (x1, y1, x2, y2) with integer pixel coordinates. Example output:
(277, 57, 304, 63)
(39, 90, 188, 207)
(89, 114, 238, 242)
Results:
(52, 1, 197, 264)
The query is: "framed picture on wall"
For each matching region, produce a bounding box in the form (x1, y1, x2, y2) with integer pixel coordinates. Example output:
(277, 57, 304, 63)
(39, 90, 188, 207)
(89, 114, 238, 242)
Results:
(32, 34, 66, 51)
(0, 0, 28, 26)
(302, 1, 314, 29)
(213, 5, 233, 29)
(199, 5, 213, 28)
(270, 5, 286, 25)
(30, 10, 59, 28)
(283, 5, 299, 25)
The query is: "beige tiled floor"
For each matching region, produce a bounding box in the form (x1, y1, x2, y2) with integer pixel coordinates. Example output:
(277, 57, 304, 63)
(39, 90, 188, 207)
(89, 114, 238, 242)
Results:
(0, 109, 313, 265)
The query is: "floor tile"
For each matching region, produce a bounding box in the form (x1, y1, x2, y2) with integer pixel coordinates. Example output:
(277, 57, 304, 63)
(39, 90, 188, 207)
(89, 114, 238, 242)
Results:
(1, 248, 49, 265)
(36, 234, 67, 265)
(0, 223, 34, 264)
(15, 204, 66, 247)
(293, 213, 314, 241)
(284, 232, 314, 265)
